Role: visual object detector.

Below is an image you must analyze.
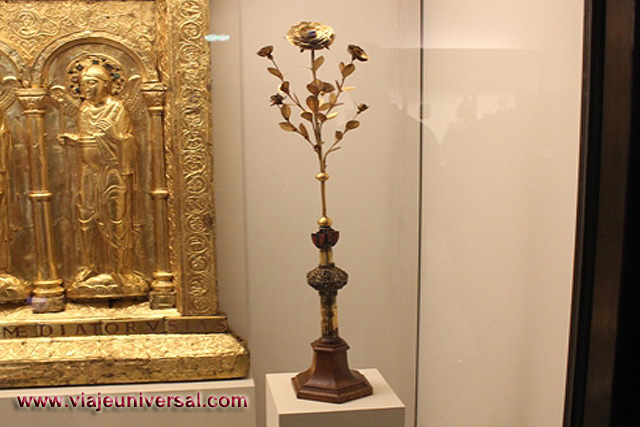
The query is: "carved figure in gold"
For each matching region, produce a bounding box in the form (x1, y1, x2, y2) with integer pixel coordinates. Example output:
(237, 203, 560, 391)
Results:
(59, 63, 147, 299)
(0, 108, 27, 302)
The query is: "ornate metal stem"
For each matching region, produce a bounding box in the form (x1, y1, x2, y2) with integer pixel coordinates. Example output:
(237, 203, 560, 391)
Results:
(316, 172, 331, 227)
(320, 179, 328, 219)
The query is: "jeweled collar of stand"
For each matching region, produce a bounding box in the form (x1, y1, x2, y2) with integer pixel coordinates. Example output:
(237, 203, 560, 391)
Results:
(311, 223, 340, 267)
(309, 220, 348, 344)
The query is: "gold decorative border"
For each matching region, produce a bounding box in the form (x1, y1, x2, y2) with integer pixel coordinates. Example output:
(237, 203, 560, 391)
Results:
(165, 0, 217, 315)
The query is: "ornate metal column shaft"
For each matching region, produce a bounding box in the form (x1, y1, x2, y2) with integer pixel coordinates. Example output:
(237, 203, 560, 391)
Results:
(141, 82, 176, 309)
(15, 87, 64, 312)
(292, 225, 372, 403)
(317, 245, 340, 341)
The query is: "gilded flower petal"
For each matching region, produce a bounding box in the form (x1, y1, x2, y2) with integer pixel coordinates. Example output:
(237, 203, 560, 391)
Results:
(270, 93, 285, 106)
(286, 22, 335, 51)
(347, 44, 368, 62)
(257, 45, 274, 58)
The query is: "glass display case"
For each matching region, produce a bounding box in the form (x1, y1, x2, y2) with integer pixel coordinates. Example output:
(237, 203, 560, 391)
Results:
(0, 0, 593, 426)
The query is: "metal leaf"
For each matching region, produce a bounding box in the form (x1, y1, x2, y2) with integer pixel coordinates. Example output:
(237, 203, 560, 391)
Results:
(345, 120, 360, 130)
(279, 122, 296, 132)
(306, 83, 320, 96)
(341, 64, 355, 78)
(327, 112, 339, 120)
(312, 56, 325, 71)
(279, 81, 290, 94)
(299, 123, 309, 138)
(306, 96, 319, 112)
(268, 67, 283, 79)
(322, 82, 335, 93)
(281, 104, 291, 119)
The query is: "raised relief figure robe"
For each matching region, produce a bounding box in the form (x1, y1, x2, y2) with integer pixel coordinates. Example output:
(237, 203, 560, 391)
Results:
(62, 64, 147, 299)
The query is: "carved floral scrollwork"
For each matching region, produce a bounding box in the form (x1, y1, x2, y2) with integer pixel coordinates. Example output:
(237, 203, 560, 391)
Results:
(167, 0, 216, 315)
(0, 1, 156, 68)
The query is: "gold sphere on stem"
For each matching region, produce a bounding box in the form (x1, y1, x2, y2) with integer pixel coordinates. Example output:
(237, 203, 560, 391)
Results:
(316, 172, 330, 182)
(318, 216, 332, 227)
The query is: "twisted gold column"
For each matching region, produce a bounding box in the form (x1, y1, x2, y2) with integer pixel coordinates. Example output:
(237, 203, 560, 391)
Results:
(141, 82, 176, 309)
(15, 88, 64, 312)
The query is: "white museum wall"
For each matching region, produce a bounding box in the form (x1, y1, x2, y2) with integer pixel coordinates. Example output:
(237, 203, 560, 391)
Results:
(211, 1, 421, 427)
(419, 1, 584, 427)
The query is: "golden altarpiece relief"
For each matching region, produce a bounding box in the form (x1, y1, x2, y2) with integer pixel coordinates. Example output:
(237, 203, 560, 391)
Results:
(0, 0, 249, 387)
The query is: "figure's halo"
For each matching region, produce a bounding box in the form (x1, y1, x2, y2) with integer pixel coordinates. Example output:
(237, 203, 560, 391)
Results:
(66, 54, 127, 103)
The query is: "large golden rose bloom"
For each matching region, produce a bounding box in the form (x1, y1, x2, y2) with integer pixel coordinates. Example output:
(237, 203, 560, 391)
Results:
(286, 22, 335, 51)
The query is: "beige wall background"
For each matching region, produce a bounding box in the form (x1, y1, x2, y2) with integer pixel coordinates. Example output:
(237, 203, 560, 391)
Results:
(419, 1, 584, 426)
(211, 1, 421, 426)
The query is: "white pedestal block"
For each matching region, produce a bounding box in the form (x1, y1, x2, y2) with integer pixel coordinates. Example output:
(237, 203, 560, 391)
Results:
(266, 368, 404, 427)
(0, 378, 255, 427)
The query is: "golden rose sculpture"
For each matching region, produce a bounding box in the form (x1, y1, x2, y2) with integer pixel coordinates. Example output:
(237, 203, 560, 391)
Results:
(257, 21, 368, 227)
(257, 22, 372, 404)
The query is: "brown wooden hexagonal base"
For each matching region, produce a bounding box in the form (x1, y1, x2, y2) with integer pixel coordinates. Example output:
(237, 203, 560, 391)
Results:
(292, 337, 373, 403)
